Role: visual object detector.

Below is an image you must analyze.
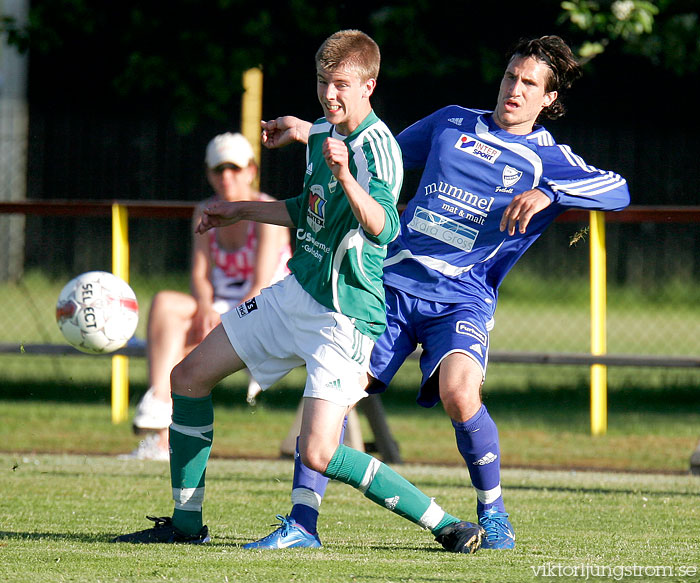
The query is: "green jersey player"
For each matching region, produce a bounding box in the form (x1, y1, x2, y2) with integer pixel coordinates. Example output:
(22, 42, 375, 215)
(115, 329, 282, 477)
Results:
(285, 109, 402, 341)
(113, 29, 485, 554)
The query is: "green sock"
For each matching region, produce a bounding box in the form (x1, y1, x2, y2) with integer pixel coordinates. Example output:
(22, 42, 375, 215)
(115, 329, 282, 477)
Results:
(169, 394, 214, 535)
(324, 444, 460, 533)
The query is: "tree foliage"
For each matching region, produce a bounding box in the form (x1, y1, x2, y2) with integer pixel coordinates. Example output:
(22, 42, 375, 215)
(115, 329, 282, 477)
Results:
(2, 0, 698, 132)
(559, 0, 700, 74)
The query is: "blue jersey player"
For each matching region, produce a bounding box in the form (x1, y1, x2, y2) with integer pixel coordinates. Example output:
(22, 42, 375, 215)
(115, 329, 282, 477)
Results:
(251, 35, 630, 550)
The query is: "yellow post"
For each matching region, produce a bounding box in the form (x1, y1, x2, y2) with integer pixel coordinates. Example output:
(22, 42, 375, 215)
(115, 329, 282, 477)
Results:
(111, 203, 130, 424)
(241, 67, 263, 188)
(589, 210, 607, 435)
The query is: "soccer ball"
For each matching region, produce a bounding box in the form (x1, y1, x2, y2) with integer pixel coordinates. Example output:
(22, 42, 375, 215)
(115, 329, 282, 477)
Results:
(56, 271, 139, 354)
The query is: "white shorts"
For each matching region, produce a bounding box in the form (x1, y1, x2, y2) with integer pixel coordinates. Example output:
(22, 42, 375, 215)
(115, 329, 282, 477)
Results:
(220, 275, 374, 407)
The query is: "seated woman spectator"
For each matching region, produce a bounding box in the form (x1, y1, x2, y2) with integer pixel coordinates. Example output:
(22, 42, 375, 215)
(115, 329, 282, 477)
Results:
(120, 132, 291, 460)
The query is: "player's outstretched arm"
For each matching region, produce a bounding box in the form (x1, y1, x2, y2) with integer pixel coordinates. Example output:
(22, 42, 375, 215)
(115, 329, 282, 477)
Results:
(499, 188, 552, 236)
(261, 117, 312, 148)
(196, 200, 294, 234)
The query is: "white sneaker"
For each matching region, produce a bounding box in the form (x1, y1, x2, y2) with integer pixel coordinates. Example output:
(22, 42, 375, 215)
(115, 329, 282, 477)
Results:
(246, 377, 263, 406)
(133, 387, 172, 430)
(117, 433, 169, 461)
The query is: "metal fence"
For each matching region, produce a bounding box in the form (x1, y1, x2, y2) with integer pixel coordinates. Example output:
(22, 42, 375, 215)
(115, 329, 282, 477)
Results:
(0, 202, 698, 390)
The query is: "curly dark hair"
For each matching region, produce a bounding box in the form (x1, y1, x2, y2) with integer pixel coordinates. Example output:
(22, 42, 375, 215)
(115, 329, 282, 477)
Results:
(508, 35, 583, 121)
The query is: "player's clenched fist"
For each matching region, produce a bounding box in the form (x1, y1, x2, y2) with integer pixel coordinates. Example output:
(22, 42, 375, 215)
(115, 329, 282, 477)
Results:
(261, 117, 311, 149)
(196, 201, 243, 233)
(322, 137, 349, 179)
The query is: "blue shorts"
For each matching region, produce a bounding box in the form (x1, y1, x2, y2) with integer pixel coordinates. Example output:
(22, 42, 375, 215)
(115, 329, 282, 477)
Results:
(368, 285, 493, 408)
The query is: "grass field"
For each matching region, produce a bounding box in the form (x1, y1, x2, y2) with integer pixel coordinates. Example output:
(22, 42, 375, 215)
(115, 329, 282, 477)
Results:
(1, 454, 698, 583)
(1, 271, 699, 581)
(2, 361, 699, 473)
(3, 347, 700, 469)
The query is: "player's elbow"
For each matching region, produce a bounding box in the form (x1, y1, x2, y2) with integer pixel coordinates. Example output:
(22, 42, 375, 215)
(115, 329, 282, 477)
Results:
(609, 183, 631, 211)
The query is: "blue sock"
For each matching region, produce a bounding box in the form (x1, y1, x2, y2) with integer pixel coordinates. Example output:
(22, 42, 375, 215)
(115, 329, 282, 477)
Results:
(289, 416, 347, 534)
(452, 404, 505, 514)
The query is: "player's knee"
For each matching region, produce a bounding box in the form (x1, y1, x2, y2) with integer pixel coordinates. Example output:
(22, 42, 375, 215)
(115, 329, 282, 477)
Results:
(298, 439, 334, 474)
(170, 357, 207, 398)
(442, 388, 482, 423)
(169, 361, 187, 396)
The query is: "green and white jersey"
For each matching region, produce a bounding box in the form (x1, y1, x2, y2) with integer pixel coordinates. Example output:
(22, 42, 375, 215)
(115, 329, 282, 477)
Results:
(285, 111, 403, 340)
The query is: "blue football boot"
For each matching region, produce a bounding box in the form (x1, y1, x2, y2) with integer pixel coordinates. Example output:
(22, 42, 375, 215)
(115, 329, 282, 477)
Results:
(243, 515, 322, 549)
(478, 508, 516, 549)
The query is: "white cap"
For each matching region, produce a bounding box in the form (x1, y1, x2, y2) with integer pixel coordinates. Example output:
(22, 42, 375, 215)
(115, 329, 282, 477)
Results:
(205, 132, 255, 169)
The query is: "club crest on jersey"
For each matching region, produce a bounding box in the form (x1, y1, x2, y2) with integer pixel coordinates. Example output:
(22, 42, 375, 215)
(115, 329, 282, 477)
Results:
(456, 321, 487, 346)
(502, 165, 523, 187)
(328, 176, 338, 194)
(454, 134, 501, 164)
(306, 185, 326, 233)
(237, 298, 258, 318)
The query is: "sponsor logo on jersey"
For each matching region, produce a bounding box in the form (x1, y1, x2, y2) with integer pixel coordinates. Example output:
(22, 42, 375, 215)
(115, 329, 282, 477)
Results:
(306, 185, 326, 233)
(424, 181, 495, 213)
(328, 176, 338, 194)
(502, 165, 523, 187)
(296, 229, 330, 263)
(473, 452, 498, 466)
(408, 207, 479, 251)
(236, 298, 258, 318)
(305, 162, 313, 175)
(456, 321, 487, 345)
(454, 134, 502, 164)
(384, 496, 400, 510)
(448, 117, 464, 126)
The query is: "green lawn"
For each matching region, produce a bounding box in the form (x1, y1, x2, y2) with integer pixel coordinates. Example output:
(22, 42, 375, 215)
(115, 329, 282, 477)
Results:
(2, 273, 699, 581)
(1, 454, 698, 583)
(1, 360, 699, 473)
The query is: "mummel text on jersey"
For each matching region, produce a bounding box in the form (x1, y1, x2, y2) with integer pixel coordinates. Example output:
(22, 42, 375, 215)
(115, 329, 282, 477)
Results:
(383, 106, 630, 312)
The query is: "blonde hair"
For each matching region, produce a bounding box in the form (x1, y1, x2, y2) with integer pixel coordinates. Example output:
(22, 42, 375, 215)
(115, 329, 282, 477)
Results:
(315, 29, 380, 82)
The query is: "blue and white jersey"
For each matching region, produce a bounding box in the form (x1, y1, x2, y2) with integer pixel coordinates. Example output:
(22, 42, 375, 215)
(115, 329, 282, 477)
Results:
(383, 105, 630, 311)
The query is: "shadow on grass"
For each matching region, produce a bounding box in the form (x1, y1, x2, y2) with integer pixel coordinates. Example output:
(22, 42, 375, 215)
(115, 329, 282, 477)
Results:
(0, 380, 250, 407)
(381, 382, 700, 421)
(2, 378, 698, 422)
(0, 530, 107, 544)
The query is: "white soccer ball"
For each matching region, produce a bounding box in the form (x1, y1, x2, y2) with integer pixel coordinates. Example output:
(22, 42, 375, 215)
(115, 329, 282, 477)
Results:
(56, 271, 139, 354)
